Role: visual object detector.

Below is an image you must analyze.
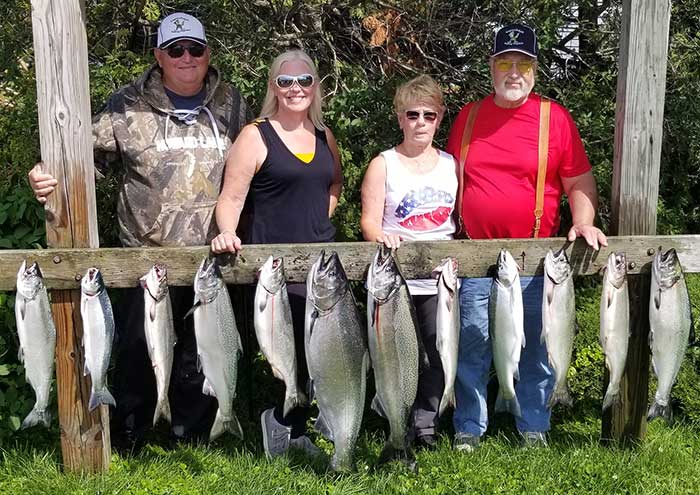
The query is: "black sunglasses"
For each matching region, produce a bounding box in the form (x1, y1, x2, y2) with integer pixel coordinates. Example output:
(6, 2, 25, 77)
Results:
(275, 74, 315, 89)
(405, 110, 438, 122)
(165, 43, 207, 59)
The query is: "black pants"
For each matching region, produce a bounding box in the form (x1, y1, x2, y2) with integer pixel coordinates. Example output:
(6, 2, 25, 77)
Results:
(111, 286, 217, 442)
(411, 294, 444, 437)
(270, 282, 311, 438)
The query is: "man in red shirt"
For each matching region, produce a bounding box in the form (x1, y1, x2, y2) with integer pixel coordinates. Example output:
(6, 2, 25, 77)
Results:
(446, 23, 607, 451)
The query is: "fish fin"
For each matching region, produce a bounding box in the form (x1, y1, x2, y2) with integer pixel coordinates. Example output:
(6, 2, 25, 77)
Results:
(183, 301, 201, 320)
(210, 409, 243, 441)
(282, 387, 304, 417)
(547, 385, 573, 409)
(270, 365, 284, 382)
(153, 398, 172, 426)
(647, 400, 673, 424)
(306, 378, 315, 403)
(202, 377, 216, 397)
(546, 283, 554, 306)
(601, 385, 621, 411)
(83, 359, 90, 377)
(308, 310, 319, 338)
(314, 411, 334, 441)
(495, 390, 522, 418)
(18, 297, 26, 320)
(371, 395, 388, 419)
(17, 346, 24, 364)
(438, 387, 456, 417)
(148, 300, 157, 322)
(653, 290, 661, 311)
(258, 293, 268, 313)
(88, 388, 116, 411)
(514, 367, 520, 381)
(21, 407, 51, 429)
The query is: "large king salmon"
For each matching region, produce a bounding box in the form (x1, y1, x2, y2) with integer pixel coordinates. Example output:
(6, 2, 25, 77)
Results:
(306, 251, 368, 472)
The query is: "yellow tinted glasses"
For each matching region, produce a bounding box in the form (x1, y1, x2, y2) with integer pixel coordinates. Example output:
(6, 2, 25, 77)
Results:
(494, 59, 535, 73)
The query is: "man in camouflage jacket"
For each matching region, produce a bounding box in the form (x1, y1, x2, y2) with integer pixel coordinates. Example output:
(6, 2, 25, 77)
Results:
(29, 12, 249, 449)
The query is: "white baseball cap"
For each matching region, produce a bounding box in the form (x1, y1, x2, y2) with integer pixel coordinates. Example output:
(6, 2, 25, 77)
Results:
(157, 13, 207, 49)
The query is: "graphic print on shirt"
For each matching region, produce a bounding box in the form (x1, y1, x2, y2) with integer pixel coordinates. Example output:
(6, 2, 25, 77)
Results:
(395, 187, 454, 231)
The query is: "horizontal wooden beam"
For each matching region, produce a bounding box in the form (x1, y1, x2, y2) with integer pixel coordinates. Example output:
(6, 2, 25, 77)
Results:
(1, 235, 698, 290)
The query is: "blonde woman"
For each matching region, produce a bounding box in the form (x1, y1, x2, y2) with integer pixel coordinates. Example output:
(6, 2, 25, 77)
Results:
(360, 75, 458, 450)
(211, 50, 343, 458)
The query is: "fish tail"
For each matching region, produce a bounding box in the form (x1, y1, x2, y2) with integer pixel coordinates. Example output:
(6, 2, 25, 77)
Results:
(647, 400, 673, 424)
(88, 388, 116, 411)
(438, 387, 456, 417)
(547, 384, 574, 409)
(601, 385, 621, 412)
(21, 407, 51, 429)
(282, 388, 306, 417)
(209, 409, 244, 441)
(153, 398, 172, 426)
(495, 390, 522, 418)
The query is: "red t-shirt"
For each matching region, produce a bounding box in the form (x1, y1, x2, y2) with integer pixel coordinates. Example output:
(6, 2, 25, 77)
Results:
(446, 93, 591, 239)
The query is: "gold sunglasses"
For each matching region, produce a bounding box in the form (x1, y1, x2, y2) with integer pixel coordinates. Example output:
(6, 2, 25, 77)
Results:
(494, 59, 535, 73)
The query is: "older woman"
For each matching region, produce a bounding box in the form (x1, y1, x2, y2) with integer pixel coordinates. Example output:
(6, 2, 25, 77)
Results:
(211, 50, 343, 458)
(360, 75, 458, 449)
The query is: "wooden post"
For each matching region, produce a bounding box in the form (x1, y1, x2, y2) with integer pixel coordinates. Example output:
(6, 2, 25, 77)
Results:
(602, 0, 670, 443)
(30, 0, 109, 472)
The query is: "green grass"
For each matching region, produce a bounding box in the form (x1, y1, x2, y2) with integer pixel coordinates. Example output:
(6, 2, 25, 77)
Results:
(2, 420, 700, 494)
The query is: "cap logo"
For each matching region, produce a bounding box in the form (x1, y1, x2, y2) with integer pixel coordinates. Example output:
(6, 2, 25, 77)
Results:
(505, 29, 524, 46)
(173, 19, 186, 32)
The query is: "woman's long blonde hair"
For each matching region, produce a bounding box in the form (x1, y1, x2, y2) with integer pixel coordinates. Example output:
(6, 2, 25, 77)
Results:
(259, 50, 325, 130)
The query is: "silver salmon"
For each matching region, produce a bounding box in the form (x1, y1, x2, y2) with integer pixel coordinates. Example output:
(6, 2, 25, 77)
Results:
(367, 245, 419, 467)
(141, 263, 176, 425)
(542, 248, 575, 408)
(435, 257, 459, 416)
(490, 249, 524, 418)
(80, 267, 116, 411)
(15, 261, 56, 428)
(192, 258, 243, 440)
(600, 252, 629, 411)
(254, 256, 305, 417)
(306, 251, 368, 472)
(648, 248, 693, 422)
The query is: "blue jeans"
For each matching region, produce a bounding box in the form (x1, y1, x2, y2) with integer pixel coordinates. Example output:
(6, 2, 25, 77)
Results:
(453, 276, 554, 436)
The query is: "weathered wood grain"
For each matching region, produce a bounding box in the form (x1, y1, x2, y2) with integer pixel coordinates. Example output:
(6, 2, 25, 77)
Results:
(30, 0, 108, 473)
(604, 0, 671, 443)
(0, 236, 698, 290)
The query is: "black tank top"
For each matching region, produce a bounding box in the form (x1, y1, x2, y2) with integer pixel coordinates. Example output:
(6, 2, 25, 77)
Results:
(243, 119, 336, 244)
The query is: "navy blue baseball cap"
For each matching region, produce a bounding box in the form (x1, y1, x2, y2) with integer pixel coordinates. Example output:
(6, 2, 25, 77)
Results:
(492, 23, 538, 58)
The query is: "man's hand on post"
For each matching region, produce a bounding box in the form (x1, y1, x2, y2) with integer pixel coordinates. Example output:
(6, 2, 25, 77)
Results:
(567, 224, 608, 251)
(28, 163, 58, 204)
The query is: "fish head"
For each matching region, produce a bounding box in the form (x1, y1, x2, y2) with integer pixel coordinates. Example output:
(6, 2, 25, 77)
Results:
(194, 257, 221, 303)
(653, 248, 683, 290)
(496, 249, 519, 287)
(258, 256, 286, 294)
(367, 245, 402, 303)
(81, 267, 105, 296)
(142, 263, 169, 301)
(311, 251, 348, 311)
(435, 257, 458, 293)
(16, 261, 44, 299)
(604, 252, 627, 288)
(544, 248, 572, 285)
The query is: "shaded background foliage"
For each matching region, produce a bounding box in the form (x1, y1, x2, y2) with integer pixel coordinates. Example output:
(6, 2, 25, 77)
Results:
(0, 0, 699, 444)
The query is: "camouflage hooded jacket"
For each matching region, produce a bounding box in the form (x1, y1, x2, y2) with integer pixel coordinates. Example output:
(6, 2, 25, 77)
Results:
(93, 64, 248, 247)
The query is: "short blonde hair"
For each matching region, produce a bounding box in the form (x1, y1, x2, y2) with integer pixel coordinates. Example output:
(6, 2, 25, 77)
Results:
(393, 75, 444, 113)
(259, 50, 325, 130)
